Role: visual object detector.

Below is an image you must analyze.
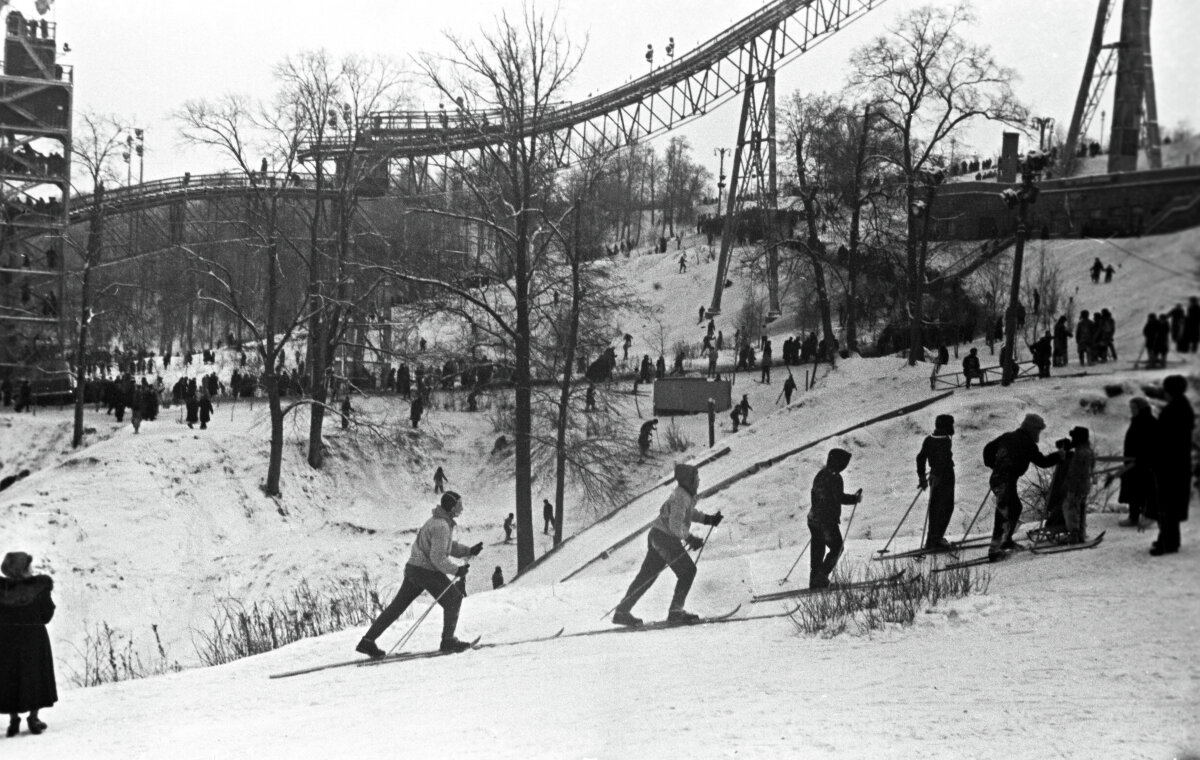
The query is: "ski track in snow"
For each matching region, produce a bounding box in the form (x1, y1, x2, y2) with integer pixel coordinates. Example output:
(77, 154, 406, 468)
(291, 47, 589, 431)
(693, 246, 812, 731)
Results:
(0, 226, 1198, 758)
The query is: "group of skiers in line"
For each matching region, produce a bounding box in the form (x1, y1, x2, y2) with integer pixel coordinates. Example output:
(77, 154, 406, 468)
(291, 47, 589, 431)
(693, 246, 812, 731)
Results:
(341, 368, 1197, 654)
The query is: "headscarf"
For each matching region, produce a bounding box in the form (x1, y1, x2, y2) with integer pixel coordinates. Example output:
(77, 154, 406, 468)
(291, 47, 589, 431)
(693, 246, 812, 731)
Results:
(1, 551, 33, 579)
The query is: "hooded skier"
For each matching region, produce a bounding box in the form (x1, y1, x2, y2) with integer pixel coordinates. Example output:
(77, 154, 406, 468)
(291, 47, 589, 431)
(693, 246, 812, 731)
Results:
(808, 448, 863, 588)
(356, 491, 483, 658)
(916, 414, 956, 551)
(986, 414, 1062, 560)
(612, 463, 723, 627)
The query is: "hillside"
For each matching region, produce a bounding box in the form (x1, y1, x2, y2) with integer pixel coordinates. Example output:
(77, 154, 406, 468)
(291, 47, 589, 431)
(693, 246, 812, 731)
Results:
(0, 225, 1197, 758)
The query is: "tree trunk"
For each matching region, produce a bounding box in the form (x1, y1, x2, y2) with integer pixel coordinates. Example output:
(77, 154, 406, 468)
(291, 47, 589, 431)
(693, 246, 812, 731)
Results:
(265, 370, 284, 496)
(905, 179, 923, 365)
(306, 152, 328, 469)
(844, 106, 872, 353)
(514, 205, 535, 571)
(553, 200, 585, 547)
(73, 189, 105, 448)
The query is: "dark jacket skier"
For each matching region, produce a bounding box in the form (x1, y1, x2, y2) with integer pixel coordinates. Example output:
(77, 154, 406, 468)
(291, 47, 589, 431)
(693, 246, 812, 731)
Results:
(356, 492, 483, 658)
(612, 463, 722, 627)
(783, 373, 797, 404)
(916, 414, 956, 550)
(198, 392, 213, 430)
(808, 448, 862, 588)
(433, 466, 447, 494)
(638, 419, 659, 460)
(1, 552, 56, 737)
(1151, 375, 1195, 555)
(185, 395, 199, 428)
(987, 414, 1062, 559)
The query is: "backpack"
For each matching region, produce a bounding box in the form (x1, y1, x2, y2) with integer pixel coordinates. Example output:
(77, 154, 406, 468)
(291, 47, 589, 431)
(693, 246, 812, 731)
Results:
(982, 434, 1004, 469)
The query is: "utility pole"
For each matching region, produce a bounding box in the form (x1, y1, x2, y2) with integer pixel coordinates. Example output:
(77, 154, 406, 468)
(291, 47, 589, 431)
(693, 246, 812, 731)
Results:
(1000, 155, 1044, 385)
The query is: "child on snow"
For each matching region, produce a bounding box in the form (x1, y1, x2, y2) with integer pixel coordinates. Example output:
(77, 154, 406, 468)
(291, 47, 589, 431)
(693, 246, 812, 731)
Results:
(808, 448, 862, 589)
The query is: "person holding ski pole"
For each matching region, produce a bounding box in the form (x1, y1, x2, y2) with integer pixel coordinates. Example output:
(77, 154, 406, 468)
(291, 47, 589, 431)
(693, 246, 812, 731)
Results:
(808, 448, 862, 589)
(984, 414, 1062, 561)
(356, 491, 483, 658)
(916, 414, 956, 551)
(612, 463, 723, 627)
(433, 466, 448, 494)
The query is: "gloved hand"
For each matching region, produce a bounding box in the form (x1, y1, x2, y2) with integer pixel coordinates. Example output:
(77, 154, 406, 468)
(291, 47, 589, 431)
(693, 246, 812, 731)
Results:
(704, 511, 724, 527)
(855, 488, 864, 503)
(685, 534, 704, 551)
(469, 542, 483, 556)
(455, 564, 470, 579)
(918, 477, 928, 491)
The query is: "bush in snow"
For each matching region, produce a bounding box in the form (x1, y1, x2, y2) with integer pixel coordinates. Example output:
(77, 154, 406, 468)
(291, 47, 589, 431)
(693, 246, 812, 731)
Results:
(663, 419, 691, 453)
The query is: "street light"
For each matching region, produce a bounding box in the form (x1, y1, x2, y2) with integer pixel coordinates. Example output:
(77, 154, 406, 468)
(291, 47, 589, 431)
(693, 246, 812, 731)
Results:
(713, 147, 728, 211)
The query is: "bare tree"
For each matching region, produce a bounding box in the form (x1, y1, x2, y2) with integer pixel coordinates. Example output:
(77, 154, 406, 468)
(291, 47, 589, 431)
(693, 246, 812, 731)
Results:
(67, 112, 128, 447)
(849, 1, 1026, 364)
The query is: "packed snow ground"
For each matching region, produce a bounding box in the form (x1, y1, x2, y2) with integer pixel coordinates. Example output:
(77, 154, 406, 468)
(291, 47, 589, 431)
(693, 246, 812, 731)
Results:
(1, 226, 1198, 758)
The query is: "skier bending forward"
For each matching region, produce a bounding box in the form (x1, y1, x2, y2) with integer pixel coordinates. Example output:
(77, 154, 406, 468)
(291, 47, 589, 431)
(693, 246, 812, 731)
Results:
(356, 491, 482, 658)
(612, 463, 723, 627)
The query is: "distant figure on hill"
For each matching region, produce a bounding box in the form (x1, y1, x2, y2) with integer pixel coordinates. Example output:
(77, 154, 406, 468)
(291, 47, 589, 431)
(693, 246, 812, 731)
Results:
(678, 253, 687, 273)
(503, 513, 514, 543)
(198, 391, 213, 430)
(760, 339, 772, 384)
(410, 395, 424, 429)
(433, 466, 447, 494)
(340, 395, 352, 430)
(638, 419, 659, 462)
(185, 394, 199, 429)
(622, 333, 633, 362)
(783, 373, 797, 404)
(543, 499, 555, 535)
(737, 394, 752, 425)
(1184, 296, 1200, 352)
(1104, 264, 1115, 283)
(1090, 258, 1103, 284)
(492, 566, 504, 590)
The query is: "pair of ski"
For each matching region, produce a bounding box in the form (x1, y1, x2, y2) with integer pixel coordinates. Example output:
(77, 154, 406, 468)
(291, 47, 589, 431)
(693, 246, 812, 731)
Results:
(872, 537, 992, 561)
(750, 570, 907, 604)
(932, 531, 1106, 572)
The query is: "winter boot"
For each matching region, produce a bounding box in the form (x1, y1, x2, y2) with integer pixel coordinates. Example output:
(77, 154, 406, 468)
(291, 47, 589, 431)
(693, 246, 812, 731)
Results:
(440, 636, 473, 654)
(988, 549, 1009, 563)
(27, 716, 45, 735)
(667, 609, 701, 625)
(355, 638, 386, 660)
(612, 610, 643, 628)
(808, 572, 830, 590)
(6, 716, 18, 738)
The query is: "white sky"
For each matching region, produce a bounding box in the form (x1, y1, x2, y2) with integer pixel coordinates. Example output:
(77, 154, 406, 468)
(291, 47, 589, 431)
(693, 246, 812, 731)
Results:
(22, 0, 1200, 184)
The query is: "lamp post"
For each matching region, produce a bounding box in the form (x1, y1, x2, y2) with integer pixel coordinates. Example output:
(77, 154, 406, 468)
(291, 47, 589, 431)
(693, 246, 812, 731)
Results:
(1000, 153, 1043, 385)
(714, 147, 728, 211)
(1030, 117, 1054, 152)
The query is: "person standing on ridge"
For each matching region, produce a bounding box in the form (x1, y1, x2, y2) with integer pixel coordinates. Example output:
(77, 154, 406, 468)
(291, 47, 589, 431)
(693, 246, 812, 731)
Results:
(612, 463, 722, 627)
(808, 448, 863, 588)
(916, 414, 956, 551)
(356, 492, 482, 658)
(503, 513, 514, 543)
(543, 499, 555, 535)
(433, 466, 447, 494)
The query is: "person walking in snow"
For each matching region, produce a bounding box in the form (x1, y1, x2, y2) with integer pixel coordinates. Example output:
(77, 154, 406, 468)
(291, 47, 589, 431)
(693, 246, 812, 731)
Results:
(638, 419, 659, 461)
(1060, 426, 1094, 543)
(198, 390, 213, 430)
(491, 566, 504, 590)
(409, 395, 424, 429)
(678, 253, 687, 273)
(1, 551, 57, 738)
(738, 394, 752, 425)
(808, 448, 863, 588)
(760, 339, 772, 383)
(356, 492, 483, 658)
(185, 393, 199, 429)
(612, 463, 723, 626)
(783, 373, 797, 404)
(502, 513, 515, 543)
(433, 466, 447, 494)
(543, 499, 555, 535)
(1151, 375, 1194, 556)
(1090, 257, 1103, 284)
(985, 414, 1062, 561)
(1118, 397, 1159, 528)
(916, 414, 956, 551)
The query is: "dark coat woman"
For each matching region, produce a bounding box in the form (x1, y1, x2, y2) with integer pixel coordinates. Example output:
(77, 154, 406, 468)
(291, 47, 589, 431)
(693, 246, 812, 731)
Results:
(1119, 397, 1160, 525)
(1, 552, 57, 737)
(1152, 376, 1195, 555)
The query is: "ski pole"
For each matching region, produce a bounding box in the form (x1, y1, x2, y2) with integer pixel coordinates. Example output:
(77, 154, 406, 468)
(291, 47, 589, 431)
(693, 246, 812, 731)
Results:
(842, 493, 862, 539)
(778, 540, 810, 586)
(692, 522, 717, 565)
(876, 489, 924, 555)
(958, 489, 991, 545)
(385, 574, 462, 657)
(918, 500, 929, 549)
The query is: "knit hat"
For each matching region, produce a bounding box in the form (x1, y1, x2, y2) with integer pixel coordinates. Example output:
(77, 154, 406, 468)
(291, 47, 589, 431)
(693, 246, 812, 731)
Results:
(1069, 426, 1090, 445)
(439, 491, 462, 511)
(934, 414, 955, 434)
(1020, 413, 1046, 432)
(1, 552, 32, 579)
(826, 448, 852, 472)
(1163, 375, 1187, 397)
(674, 463, 700, 496)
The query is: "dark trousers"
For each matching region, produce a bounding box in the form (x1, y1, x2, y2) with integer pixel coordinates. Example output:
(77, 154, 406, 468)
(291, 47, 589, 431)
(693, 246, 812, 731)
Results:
(926, 475, 955, 546)
(434, 481, 444, 494)
(544, 515, 553, 534)
(1156, 517, 1181, 552)
(363, 564, 461, 643)
(809, 519, 844, 580)
(989, 478, 1023, 552)
(617, 529, 696, 614)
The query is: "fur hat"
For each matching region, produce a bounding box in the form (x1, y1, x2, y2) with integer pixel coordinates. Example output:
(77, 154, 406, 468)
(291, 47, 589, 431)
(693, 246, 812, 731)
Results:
(934, 414, 955, 434)
(826, 448, 852, 472)
(1020, 413, 1046, 432)
(1, 551, 32, 579)
(439, 491, 462, 511)
(1069, 426, 1090, 445)
(1163, 375, 1187, 397)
